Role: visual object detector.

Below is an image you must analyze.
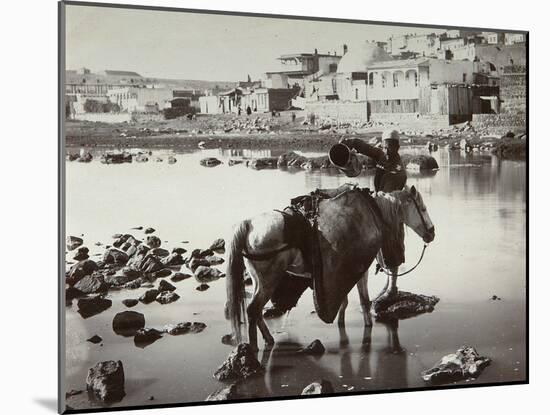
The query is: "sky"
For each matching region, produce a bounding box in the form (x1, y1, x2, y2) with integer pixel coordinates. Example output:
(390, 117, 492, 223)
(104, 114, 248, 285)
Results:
(65, 4, 445, 82)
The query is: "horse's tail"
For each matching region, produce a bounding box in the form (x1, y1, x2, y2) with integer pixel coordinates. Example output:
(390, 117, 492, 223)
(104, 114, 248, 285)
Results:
(224, 219, 250, 344)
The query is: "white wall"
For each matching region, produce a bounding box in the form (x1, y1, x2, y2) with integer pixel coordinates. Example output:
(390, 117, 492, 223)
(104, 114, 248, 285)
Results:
(428, 59, 476, 83)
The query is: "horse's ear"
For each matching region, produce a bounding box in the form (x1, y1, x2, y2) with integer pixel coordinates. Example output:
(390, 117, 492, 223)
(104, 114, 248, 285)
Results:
(410, 185, 417, 196)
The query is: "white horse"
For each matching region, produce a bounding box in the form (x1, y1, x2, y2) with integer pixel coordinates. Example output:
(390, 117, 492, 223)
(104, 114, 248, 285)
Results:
(225, 185, 435, 351)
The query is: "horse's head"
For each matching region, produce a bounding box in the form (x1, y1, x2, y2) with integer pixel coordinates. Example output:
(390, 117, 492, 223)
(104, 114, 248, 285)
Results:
(398, 185, 435, 243)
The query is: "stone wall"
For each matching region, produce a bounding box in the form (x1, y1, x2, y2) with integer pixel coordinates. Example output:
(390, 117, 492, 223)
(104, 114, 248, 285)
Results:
(471, 113, 526, 133)
(305, 101, 368, 122)
(73, 112, 132, 123)
(369, 113, 452, 129)
(500, 65, 526, 114)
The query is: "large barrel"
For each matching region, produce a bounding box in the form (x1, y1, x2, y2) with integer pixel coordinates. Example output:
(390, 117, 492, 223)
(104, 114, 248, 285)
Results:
(328, 143, 362, 177)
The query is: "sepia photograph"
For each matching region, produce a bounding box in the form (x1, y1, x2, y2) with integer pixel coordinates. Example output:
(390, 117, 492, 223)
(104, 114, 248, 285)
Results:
(59, 1, 527, 412)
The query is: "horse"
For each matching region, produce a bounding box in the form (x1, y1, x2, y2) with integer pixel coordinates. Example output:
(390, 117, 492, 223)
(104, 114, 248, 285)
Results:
(224, 185, 435, 351)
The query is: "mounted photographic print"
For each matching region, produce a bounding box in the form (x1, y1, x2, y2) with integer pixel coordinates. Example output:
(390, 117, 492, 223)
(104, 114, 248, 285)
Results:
(59, 1, 528, 413)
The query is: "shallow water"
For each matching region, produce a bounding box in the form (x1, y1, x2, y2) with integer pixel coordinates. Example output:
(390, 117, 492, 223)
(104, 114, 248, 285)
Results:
(64, 146, 526, 410)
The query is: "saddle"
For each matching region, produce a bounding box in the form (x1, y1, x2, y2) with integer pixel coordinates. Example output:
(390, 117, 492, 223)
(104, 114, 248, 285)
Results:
(270, 184, 383, 314)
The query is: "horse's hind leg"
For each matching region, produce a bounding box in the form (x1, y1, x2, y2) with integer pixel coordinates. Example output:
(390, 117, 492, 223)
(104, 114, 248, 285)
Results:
(247, 290, 273, 351)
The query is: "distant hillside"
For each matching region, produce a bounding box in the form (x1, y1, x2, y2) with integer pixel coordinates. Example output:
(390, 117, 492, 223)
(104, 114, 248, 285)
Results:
(65, 70, 237, 92)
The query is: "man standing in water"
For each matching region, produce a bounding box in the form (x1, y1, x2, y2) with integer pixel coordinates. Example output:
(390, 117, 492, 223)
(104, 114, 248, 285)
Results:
(340, 130, 407, 304)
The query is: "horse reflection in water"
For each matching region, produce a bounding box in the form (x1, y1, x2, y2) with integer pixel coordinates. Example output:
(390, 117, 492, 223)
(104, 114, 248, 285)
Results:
(224, 184, 434, 351)
(234, 317, 409, 397)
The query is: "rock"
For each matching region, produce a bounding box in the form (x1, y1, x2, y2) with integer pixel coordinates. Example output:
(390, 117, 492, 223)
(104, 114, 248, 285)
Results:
(196, 283, 210, 291)
(103, 248, 129, 266)
(158, 279, 176, 292)
(209, 238, 225, 253)
(188, 257, 211, 272)
(112, 311, 145, 336)
(146, 235, 161, 248)
(200, 157, 222, 167)
(134, 328, 163, 348)
(123, 279, 142, 289)
(150, 247, 169, 258)
(421, 346, 491, 384)
(73, 246, 89, 261)
(131, 226, 143, 230)
(206, 383, 243, 401)
(156, 291, 180, 304)
(164, 322, 206, 335)
(401, 154, 439, 171)
(301, 380, 334, 395)
(168, 156, 177, 164)
(205, 255, 224, 266)
(214, 343, 263, 381)
(105, 270, 140, 288)
(122, 299, 138, 308)
(198, 248, 214, 258)
(67, 236, 83, 251)
(87, 335, 103, 344)
(144, 227, 155, 234)
(77, 296, 112, 319)
(491, 295, 502, 301)
(73, 273, 108, 294)
(66, 285, 83, 303)
(130, 253, 163, 273)
(162, 252, 185, 266)
(172, 247, 187, 255)
(151, 268, 171, 279)
(194, 265, 224, 283)
(112, 234, 133, 248)
(373, 291, 439, 320)
(66, 260, 99, 286)
(300, 339, 325, 355)
(171, 272, 192, 282)
(139, 289, 159, 304)
(86, 360, 125, 402)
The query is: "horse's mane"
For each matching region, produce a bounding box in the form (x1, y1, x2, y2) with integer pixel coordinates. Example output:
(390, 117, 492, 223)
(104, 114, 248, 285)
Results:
(373, 190, 404, 238)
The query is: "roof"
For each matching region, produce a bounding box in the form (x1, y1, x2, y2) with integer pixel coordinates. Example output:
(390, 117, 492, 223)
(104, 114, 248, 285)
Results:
(265, 70, 313, 77)
(367, 58, 431, 70)
(278, 53, 340, 60)
(102, 70, 142, 77)
(337, 42, 393, 73)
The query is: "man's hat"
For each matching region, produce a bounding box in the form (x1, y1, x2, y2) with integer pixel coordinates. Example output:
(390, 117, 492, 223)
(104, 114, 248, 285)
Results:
(382, 129, 400, 142)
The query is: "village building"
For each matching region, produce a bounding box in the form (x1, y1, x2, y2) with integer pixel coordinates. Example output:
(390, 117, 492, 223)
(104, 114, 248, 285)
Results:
(107, 86, 173, 113)
(387, 33, 441, 58)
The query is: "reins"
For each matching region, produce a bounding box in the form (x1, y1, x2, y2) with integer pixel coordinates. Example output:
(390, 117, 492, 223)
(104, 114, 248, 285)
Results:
(375, 191, 430, 277)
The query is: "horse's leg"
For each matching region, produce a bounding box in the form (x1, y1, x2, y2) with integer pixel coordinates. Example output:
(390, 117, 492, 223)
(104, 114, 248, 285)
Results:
(387, 266, 399, 297)
(337, 295, 349, 327)
(356, 270, 372, 327)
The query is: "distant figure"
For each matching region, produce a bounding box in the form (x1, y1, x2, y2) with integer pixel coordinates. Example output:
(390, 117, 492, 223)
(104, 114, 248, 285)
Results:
(291, 112, 296, 122)
(272, 110, 276, 117)
(246, 106, 252, 116)
(238, 105, 242, 116)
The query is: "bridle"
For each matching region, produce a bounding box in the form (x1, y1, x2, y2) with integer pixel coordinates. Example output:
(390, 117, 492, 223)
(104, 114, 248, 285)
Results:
(376, 191, 432, 277)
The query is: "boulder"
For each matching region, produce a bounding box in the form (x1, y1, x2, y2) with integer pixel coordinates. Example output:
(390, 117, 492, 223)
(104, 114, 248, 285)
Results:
(168, 156, 177, 164)
(87, 335, 103, 344)
(73, 246, 89, 261)
(156, 291, 180, 304)
(146, 236, 161, 248)
(123, 279, 142, 290)
(122, 299, 138, 308)
(151, 268, 171, 279)
(105, 270, 140, 288)
(301, 380, 334, 395)
(188, 257, 211, 272)
(150, 247, 169, 258)
(209, 238, 225, 253)
(194, 265, 224, 283)
(200, 157, 222, 167)
(103, 248, 129, 266)
(112, 311, 145, 336)
(171, 272, 192, 282)
(300, 339, 325, 356)
(77, 296, 112, 319)
(73, 273, 108, 294)
(86, 360, 125, 402)
(130, 253, 163, 273)
(67, 236, 83, 251)
(172, 247, 187, 255)
(373, 291, 439, 320)
(164, 322, 206, 335)
(402, 154, 439, 171)
(421, 346, 491, 384)
(134, 328, 163, 348)
(205, 255, 224, 266)
(139, 289, 159, 304)
(162, 252, 185, 267)
(158, 279, 176, 292)
(214, 343, 263, 381)
(206, 383, 243, 401)
(66, 260, 99, 286)
(196, 283, 210, 291)
(144, 227, 155, 234)
(112, 234, 134, 248)
(66, 286, 83, 303)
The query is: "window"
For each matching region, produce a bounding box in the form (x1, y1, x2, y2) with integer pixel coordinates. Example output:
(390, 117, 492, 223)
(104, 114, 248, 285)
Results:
(384, 100, 389, 106)
(368, 72, 374, 87)
(381, 74, 387, 88)
(355, 88, 359, 100)
(396, 99, 401, 105)
(393, 72, 399, 87)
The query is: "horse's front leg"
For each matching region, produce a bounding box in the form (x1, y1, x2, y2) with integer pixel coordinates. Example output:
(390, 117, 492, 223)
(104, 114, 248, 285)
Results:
(337, 295, 349, 327)
(356, 270, 372, 326)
